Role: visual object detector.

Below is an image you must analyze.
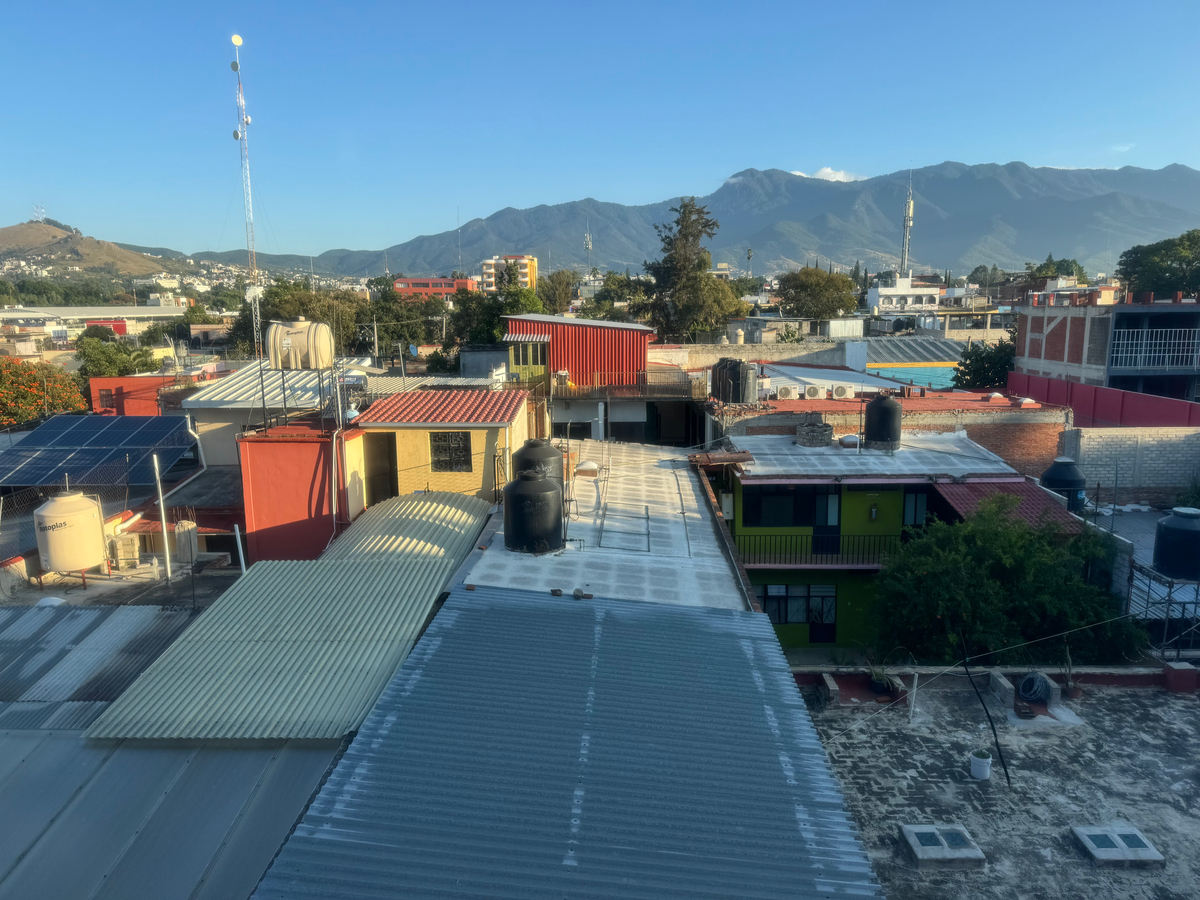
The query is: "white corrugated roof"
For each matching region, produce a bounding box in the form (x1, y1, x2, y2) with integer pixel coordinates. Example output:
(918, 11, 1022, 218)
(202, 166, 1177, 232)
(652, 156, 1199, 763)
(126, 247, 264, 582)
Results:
(183, 359, 371, 409)
(0, 306, 188, 320)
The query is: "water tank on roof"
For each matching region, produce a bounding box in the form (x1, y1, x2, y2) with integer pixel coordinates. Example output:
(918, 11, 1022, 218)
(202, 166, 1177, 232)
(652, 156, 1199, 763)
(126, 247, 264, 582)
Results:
(711, 358, 735, 402)
(1154, 507, 1200, 580)
(863, 393, 902, 451)
(504, 471, 564, 553)
(737, 363, 758, 404)
(34, 491, 107, 573)
(1040, 456, 1087, 512)
(512, 438, 564, 496)
(266, 317, 334, 370)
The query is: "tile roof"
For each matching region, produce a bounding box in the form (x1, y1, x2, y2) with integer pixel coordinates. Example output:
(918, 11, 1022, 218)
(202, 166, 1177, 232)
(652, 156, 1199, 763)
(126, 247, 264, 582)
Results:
(934, 480, 1082, 530)
(252, 585, 880, 900)
(354, 388, 527, 426)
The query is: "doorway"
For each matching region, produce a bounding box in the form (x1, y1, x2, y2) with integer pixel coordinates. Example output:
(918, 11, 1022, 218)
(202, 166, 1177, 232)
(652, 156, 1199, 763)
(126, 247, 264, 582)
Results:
(364, 432, 398, 506)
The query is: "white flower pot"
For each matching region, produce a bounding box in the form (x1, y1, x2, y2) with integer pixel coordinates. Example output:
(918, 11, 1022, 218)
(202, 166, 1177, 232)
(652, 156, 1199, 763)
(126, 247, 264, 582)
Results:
(970, 751, 992, 780)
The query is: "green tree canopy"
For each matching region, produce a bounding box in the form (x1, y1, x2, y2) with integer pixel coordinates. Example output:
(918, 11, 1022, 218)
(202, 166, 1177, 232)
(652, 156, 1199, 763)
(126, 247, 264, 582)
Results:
(1028, 253, 1087, 282)
(642, 198, 729, 335)
(576, 270, 649, 323)
(727, 275, 765, 298)
(1116, 229, 1200, 298)
(537, 269, 580, 315)
(444, 285, 543, 348)
(79, 325, 117, 342)
(874, 494, 1144, 664)
(953, 329, 1015, 389)
(776, 267, 859, 318)
(0, 358, 87, 426)
(228, 278, 367, 356)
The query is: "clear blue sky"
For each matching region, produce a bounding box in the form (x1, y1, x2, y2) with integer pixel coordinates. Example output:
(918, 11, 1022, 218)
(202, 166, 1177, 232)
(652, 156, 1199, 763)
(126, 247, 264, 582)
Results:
(4, 0, 1196, 257)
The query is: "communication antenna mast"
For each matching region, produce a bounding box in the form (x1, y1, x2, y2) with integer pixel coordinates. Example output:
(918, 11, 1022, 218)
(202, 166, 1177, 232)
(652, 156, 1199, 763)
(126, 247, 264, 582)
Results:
(230, 35, 263, 358)
(584, 219, 592, 272)
(32, 204, 45, 223)
(746, 247, 753, 277)
(457, 205, 461, 273)
(899, 170, 914, 277)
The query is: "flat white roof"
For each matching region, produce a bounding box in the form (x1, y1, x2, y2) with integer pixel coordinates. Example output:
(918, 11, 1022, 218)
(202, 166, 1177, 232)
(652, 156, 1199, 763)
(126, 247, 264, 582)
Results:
(183, 358, 371, 409)
(731, 432, 1019, 481)
(760, 364, 905, 391)
(465, 440, 747, 609)
(0, 306, 188, 320)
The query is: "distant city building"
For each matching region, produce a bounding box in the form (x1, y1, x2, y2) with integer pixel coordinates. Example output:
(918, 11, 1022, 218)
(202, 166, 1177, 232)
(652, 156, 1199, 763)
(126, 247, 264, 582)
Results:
(708, 262, 732, 281)
(481, 255, 538, 293)
(866, 274, 943, 311)
(392, 277, 477, 298)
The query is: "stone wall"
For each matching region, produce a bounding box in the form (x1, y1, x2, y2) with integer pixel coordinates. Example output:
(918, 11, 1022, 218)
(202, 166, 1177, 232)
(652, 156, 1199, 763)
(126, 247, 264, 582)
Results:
(1060, 426, 1200, 505)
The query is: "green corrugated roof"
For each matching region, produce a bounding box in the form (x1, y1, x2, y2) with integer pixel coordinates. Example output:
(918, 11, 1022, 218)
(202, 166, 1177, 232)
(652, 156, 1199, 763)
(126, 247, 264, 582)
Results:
(86, 494, 491, 741)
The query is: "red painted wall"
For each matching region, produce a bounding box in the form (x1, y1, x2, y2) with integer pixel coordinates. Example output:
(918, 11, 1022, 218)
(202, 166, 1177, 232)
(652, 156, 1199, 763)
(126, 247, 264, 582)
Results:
(392, 277, 477, 297)
(85, 319, 128, 335)
(89, 375, 175, 415)
(505, 318, 651, 385)
(1008, 372, 1200, 427)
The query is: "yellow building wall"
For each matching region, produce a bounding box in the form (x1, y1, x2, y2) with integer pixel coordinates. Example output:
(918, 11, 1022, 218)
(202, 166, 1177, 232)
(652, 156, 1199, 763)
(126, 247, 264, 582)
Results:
(343, 433, 367, 520)
(378, 422, 517, 499)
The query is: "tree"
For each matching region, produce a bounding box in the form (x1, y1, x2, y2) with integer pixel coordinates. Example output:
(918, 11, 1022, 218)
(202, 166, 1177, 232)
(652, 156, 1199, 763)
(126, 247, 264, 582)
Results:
(874, 494, 1144, 663)
(776, 267, 859, 318)
(728, 275, 765, 298)
(183, 305, 221, 325)
(953, 328, 1015, 389)
(577, 271, 648, 323)
(1116, 229, 1200, 298)
(1029, 253, 1087, 282)
(642, 198, 723, 335)
(673, 273, 748, 333)
(0, 358, 86, 425)
(228, 277, 366, 357)
(537, 269, 580, 315)
(444, 285, 543, 349)
(967, 264, 991, 286)
(79, 324, 118, 342)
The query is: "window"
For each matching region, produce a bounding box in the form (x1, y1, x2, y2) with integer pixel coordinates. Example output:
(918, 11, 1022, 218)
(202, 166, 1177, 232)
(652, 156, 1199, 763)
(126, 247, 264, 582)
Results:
(514, 343, 546, 367)
(430, 432, 472, 472)
(903, 490, 928, 526)
(754, 584, 837, 640)
(98, 389, 115, 410)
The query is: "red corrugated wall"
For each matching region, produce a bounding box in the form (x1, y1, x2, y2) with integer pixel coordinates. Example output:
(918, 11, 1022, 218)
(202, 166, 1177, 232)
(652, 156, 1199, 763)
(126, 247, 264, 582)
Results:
(506, 319, 650, 385)
(1007, 372, 1200, 427)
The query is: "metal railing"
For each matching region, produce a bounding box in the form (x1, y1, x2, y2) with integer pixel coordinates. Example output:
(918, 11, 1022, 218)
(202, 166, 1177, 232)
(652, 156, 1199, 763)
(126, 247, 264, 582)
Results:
(552, 371, 706, 401)
(735, 533, 901, 567)
(1110, 329, 1200, 370)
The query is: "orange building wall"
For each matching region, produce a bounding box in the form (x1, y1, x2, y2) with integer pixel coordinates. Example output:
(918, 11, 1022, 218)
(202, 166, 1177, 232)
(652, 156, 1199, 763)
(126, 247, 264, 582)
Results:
(89, 375, 176, 415)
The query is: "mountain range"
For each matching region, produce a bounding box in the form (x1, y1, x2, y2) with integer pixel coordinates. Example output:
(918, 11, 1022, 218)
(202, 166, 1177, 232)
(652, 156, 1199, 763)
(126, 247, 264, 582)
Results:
(106, 161, 1200, 279)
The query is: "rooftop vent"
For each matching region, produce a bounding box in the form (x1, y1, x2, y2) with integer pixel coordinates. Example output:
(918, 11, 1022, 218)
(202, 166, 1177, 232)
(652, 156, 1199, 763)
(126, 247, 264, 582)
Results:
(899, 824, 986, 870)
(1072, 824, 1164, 867)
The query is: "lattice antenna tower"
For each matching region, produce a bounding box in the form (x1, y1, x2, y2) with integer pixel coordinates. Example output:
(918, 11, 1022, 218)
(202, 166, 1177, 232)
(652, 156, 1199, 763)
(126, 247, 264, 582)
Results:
(898, 170, 914, 277)
(230, 35, 262, 358)
(584, 218, 592, 272)
(32, 204, 45, 223)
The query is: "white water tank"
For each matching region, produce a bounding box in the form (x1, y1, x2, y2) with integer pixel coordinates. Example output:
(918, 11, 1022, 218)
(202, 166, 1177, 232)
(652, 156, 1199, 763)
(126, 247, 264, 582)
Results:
(266, 317, 335, 370)
(34, 491, 107, 573)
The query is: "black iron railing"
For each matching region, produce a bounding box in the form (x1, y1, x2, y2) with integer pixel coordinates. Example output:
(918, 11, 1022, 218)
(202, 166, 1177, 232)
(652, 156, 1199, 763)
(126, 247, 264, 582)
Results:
(735, 533, 901, 567)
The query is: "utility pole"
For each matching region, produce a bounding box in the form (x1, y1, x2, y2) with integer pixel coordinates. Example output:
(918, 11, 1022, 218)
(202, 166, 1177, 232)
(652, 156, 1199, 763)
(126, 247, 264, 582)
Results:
(899, 170, 914, 277)
(230, 35, 262, 359)
(373, 315, 379, 367)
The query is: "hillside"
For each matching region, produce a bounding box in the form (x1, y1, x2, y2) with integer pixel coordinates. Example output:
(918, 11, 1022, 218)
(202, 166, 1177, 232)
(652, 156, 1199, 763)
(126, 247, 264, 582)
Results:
(0, 222, 166, 277)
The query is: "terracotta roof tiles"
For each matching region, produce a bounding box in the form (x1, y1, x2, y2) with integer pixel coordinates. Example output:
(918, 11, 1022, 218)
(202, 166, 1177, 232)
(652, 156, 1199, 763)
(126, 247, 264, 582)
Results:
(354, 389, 528, 426)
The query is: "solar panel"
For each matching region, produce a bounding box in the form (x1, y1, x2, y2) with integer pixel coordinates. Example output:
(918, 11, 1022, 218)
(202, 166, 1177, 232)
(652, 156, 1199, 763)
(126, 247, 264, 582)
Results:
(22, 416, 84, 448)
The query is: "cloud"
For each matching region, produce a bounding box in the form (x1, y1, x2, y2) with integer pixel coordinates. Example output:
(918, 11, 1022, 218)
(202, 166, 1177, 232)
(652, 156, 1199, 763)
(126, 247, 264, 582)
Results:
(791, 167, 867, 182)
(724, 176, 744, 184)
(1110, 143, 1134, 154)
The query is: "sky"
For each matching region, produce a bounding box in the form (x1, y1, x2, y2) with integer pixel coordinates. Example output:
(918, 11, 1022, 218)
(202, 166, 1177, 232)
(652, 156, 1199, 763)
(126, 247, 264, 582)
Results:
(4, 0, 1198, 257)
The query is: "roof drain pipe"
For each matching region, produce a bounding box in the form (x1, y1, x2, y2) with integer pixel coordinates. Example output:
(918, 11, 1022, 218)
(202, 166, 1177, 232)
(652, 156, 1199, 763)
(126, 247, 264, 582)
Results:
(159, 415, 208, 504)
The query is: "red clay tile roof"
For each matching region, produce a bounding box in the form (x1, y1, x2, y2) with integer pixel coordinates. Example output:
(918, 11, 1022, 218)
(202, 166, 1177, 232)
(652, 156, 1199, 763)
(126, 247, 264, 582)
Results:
(763, 392, 1055, 413)
(354, 389, 528, 426)
(935, 481, 1081, 531)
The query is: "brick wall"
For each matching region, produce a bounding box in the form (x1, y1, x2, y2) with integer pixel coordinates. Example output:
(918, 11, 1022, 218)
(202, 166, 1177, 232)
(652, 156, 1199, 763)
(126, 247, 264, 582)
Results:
(1068, 317, 1085, 364)
(1044, 316, 1067, 361)
(1060, 426, 1200, 505)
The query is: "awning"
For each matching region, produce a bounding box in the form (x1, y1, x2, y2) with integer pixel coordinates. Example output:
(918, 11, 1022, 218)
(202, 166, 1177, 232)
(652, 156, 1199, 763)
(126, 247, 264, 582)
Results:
(502, 332, 550, 342)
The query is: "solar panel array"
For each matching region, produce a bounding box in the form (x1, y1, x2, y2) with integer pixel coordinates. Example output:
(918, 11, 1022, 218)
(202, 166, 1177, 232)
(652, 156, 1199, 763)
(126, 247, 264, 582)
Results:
(0, 416, 195, 486)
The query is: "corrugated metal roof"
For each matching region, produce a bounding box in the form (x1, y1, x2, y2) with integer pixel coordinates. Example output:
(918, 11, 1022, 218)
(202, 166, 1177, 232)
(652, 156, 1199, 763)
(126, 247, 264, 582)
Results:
(253, 585, 880, 899)
(87, 545, 483, 740)
(505, 313, 654, 332)
(501, 331, 550, 341)
(856, 336, 965, 365)
(0, 731, 338, 900)
(183, 358, 372, 409)
(323, 491, 490, 562)
(353, 388, 527, 426)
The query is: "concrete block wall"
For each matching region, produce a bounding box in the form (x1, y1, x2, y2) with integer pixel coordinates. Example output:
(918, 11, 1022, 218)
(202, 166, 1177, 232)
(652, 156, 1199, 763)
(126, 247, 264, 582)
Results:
(1060, 426, 1200, 505)
(662, 341, 859, 371)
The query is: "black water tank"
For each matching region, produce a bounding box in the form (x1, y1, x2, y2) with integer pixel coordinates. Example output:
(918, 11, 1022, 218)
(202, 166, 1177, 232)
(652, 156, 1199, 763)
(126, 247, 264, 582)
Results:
(1040, 456, 1087, 512)
(512, 438, 564, 495)
(1154, 507, 1200, 580)
(863, 393, 902, 451)
(712, 357, 739, 402)
(738, 363, 759, 404)
(504, 471, 564, 553)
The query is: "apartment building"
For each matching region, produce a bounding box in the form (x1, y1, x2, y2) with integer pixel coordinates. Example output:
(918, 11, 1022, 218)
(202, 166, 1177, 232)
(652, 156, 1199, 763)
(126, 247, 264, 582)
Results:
(480, 255, 538, 293)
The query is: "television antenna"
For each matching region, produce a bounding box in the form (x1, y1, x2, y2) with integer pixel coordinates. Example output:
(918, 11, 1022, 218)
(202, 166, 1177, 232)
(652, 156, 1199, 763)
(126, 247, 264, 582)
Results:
(230, 34, 262, 358)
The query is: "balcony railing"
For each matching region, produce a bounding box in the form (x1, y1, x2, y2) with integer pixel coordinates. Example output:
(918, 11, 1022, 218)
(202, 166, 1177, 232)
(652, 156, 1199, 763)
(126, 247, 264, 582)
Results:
(1110, 329, 1200, 370)
(552, 371, 706, 401)
(735, 533, 901, 567)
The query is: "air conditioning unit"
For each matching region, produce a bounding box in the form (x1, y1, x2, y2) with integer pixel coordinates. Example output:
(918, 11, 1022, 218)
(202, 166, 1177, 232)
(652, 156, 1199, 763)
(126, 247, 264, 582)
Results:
(832, 384, 853, 399)
(804, 384, 826, 400)
(776, 385, 798, 400)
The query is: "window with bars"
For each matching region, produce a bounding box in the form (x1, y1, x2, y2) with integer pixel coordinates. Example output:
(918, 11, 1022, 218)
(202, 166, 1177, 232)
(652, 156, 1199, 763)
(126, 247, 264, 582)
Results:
(98, 389, 115, 410)
(754, 584, 837, 626)
(430, 432, 472, 472)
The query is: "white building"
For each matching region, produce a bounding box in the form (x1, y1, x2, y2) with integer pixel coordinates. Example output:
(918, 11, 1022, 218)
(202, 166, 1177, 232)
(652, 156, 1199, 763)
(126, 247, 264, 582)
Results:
(866, 274, 943, 311)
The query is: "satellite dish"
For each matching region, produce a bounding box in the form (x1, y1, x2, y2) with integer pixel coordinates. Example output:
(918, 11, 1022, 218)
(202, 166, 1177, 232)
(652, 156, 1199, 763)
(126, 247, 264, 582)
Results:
(408, 344, 418, 358)
(230, 61, 239, 72)
(233, 130, 240, 140)
(231, 34, 243, 46)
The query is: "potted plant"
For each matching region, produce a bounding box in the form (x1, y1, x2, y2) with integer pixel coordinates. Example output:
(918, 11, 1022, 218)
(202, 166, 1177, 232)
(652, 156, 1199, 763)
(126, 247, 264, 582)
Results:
(970, 748, 992, 780)
(863, 646, 905, 695)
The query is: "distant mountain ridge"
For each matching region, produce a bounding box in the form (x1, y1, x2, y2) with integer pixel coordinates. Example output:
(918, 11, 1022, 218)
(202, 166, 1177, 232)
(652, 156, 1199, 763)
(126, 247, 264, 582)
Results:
(129, 161, 1200, 278)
